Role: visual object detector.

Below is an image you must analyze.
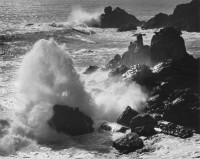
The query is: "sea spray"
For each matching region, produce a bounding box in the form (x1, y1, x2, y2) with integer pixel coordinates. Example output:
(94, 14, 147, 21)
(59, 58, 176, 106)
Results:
(67, 6, 101, 26)
(0, 38, 147, 155)
(82, 70, 147, 121)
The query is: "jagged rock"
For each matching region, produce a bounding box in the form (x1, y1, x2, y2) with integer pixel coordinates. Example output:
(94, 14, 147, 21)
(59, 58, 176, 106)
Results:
(99, 6, 143, 28)
(49, 105, 94, 136)
(117, 24, 137, 32)
(157, 121, 194, 138)
(113, 133, 144, 154)
(143, 0, 200, 32)
(117, 106, 138, 127)
(109, 65, 129, 77)
(116, 127, 129, 133)
(83, 66, 99, 74)
(150, 27, 187, 64)
(130, 114, 157, 136)
(98, 122, 112, 132)
(121, 34, 151, 67)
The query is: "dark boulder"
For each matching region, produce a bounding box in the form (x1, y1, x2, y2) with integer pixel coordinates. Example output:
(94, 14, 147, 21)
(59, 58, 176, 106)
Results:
(83, 65, 99, 74)
(143, 0, 200, 32)
(49, 105, 94, 136)
(113, 133, 144, 154)
(117, 106, 138, 127)
(130, 114, 157, 136)
(150, 27, 187, 64)
(99, 6, 143, 28)
(157, 121, 194, 138)
(117, 24, 137, 32)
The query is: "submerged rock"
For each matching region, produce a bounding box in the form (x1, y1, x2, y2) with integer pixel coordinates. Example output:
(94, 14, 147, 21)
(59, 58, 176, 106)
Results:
(117, 106, 138, 127)
(49, 105, 94, 136)
(130, 114, 157, 136)
(83, 65, 99, 74)
(98, 122, 112, 132)
(142, 0, 200, 32)
(99, 6, 143, 28)
(113, 133, 144, 154)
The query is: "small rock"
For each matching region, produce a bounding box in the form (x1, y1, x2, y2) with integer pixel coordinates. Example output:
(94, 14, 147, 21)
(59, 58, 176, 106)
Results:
(113, 133, 144, 154)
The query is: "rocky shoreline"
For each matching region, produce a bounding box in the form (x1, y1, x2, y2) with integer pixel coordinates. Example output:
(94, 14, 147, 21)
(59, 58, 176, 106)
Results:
(85, 26, 200, 153)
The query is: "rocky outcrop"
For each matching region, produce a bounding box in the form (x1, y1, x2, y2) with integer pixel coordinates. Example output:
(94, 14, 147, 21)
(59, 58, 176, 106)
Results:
(150, 27, 187, 64)
(113, 133, 144, 154)
(130, 114, 157, 136)
(99, 6, 143, 28)
(117, 106, 138, 127)
(49, 105, 94, 136)
(143, 0, 200, 32)
(157, 121, 194, 138)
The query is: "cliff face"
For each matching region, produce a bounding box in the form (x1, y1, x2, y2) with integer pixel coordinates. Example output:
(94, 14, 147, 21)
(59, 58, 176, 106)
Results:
(142, 0, 200, 32)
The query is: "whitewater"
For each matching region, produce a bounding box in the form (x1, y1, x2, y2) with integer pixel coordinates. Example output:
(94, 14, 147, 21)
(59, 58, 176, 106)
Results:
(0, 2, 200, 159)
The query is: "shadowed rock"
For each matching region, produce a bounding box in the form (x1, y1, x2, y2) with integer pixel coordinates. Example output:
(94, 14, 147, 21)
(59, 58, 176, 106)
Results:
(113, 133, 144, 154)
(117, 106, 138, 127)
(150, 27, 187, 64)
(130, 114, 157, 136)
(49, 105, 94, 136)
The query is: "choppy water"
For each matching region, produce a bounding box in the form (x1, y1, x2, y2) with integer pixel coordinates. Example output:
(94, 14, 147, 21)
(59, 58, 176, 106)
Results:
(0, 0, 200, 158)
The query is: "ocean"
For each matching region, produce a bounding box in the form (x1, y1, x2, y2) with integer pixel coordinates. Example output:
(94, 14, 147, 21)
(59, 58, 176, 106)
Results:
(0, 0, 200, 158)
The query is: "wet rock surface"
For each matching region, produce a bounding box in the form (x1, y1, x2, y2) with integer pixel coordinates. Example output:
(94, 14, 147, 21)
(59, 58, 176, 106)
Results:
(142, 0, 200, 32)
(113, 133, 144, 154)
(49, 105, 94, 136)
